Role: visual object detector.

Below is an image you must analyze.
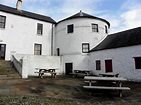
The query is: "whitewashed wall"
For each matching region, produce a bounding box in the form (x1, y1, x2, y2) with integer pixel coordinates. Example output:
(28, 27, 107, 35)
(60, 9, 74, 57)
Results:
(55, 18, 108, 55)
(0, 11, 53, 60)
(12, 54, 61, 78)
(55, 18, 109, 73)
(89, 45, 141, 81)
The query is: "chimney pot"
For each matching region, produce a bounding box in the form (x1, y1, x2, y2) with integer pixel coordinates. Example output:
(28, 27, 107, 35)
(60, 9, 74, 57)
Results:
(16, 0, 22, 11)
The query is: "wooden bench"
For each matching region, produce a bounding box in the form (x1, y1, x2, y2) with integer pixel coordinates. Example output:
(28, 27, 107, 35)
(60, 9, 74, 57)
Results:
(83, 86, 130, 97)
(83, 76, 130, 97)
(83, 86, 130, 90)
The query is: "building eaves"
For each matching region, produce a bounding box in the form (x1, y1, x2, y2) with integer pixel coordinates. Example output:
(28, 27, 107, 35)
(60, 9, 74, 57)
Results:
(57, 11, 110, 28)
(90, 26, 141, 52)
(0, 4, 56, 24)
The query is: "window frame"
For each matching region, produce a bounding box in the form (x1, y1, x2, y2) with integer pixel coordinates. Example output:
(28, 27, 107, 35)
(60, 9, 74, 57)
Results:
(82, 43, 90, 53)
(134, 57, 141, 69)
(0, 15, 6, 29)
(96, 60, 101, 70)
(67, 24, 74, 33)
(37, 23, 43, 35)
(34, 44, 42, 55)
(92, 23, 98, 32)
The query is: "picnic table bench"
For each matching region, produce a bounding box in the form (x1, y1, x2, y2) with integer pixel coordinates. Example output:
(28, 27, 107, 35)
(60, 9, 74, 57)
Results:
(83, 76, 130, 97)
(70, 70, 91, 77)
(99, 73, 119, 77)
(35, 68, 57, 78)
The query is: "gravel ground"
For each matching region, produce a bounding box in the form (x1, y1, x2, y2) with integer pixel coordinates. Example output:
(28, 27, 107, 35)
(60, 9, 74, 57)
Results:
(0, 76, 140, 105)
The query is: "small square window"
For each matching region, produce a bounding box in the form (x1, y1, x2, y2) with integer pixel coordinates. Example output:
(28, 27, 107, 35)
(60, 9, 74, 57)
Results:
(92, 24, 98, 32)
(134, 57, 141, 69)
(67, 24, 74, 33)
(37, 23, 43, 35)
(82, 43, 89, 53)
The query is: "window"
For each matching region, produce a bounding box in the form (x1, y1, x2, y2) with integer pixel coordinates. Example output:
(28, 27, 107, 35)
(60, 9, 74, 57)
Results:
(82, 43, 89, 53)
(105, 25, 108, 34)
(57, 48, 60, 56)
(34, 44, 42, 55)
(134, 57, 141, 69)
(92, 24, 98, 32)
(67, 24, 74, 33)
(96, 60, 101, 70)
(37, 23, 43, 35)
(0, 15, 6, 29)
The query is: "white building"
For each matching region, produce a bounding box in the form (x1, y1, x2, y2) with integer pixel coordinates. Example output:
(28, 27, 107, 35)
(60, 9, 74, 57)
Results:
(89, 27, 141, 81)
(0, 0, 141, 81)
(55, 11, 110, 75)
(0, 0, 56, 60)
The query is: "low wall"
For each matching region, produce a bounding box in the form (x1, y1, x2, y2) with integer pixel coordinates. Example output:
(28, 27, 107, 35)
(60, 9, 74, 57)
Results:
(11, 54, 61, 78)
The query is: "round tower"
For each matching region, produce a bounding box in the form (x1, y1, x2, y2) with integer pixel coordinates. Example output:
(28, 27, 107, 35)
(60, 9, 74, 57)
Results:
(55, 11, 110, 75)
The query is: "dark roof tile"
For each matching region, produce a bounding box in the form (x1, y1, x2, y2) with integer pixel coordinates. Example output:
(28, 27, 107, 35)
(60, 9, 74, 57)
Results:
(0, 4, 56, 24)
(57, 11, 110, 27)
(90, 26, 141, 52)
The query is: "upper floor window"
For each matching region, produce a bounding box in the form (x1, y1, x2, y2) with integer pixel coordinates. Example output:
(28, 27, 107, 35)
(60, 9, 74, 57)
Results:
(92, 24, 98, 32)
(0, 15, 6, 29)
(105, 25, 108, 34)
(134, 57, 141, 69)
(82, 43, 89, 53)
(37, 23, 43, 35)
(34, 44, 42, 55)
(67, 24, 74, 33)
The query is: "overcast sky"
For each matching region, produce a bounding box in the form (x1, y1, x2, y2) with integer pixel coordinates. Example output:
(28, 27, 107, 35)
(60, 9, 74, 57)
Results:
(1, 0, 141, 34)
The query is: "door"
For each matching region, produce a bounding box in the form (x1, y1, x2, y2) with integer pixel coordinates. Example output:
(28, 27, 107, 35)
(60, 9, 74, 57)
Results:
(105, 60, 113, 73)
(65, 63, 73, 75)
(0, 44, 6, 60)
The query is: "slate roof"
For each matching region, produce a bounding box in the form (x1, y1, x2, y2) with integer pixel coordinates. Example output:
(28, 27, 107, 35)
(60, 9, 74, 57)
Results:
(90, 26, 141, 52)
(57, 11, 110, 28)
(0, 4, 56, 24)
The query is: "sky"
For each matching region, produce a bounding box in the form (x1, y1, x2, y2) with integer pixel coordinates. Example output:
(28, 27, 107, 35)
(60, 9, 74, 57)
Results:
(1, 0, 141, 34)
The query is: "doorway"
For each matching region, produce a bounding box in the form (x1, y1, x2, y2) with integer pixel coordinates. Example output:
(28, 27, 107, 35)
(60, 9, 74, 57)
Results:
(105, 60, 113, 73)
(65, 63, 73, 75)
(0, 44, 6, 60)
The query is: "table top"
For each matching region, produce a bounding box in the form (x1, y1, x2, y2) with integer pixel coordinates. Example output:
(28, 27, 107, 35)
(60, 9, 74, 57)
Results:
(84, 76, 127, 81)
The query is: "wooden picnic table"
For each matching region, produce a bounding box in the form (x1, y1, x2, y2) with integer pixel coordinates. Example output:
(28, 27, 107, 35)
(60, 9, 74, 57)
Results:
(35, 68, 57, 78)
(83, 76, 130, 97)
(99, 73, 119, 77)
(70, 70, 91, 77)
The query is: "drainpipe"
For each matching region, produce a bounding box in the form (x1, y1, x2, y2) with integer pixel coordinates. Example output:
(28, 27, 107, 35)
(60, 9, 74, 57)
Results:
(51, 24, 54, 56)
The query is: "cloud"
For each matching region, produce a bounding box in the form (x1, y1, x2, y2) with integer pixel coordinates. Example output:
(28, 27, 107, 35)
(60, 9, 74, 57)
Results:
(1, 0, 141, 34)
(121, 3, 141, 30)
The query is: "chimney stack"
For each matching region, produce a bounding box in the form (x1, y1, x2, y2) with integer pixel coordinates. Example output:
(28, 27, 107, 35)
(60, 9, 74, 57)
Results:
(16, 0, 22, 11)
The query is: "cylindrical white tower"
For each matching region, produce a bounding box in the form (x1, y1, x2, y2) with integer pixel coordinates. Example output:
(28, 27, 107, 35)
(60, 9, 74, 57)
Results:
(55, 11, 110, 75)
